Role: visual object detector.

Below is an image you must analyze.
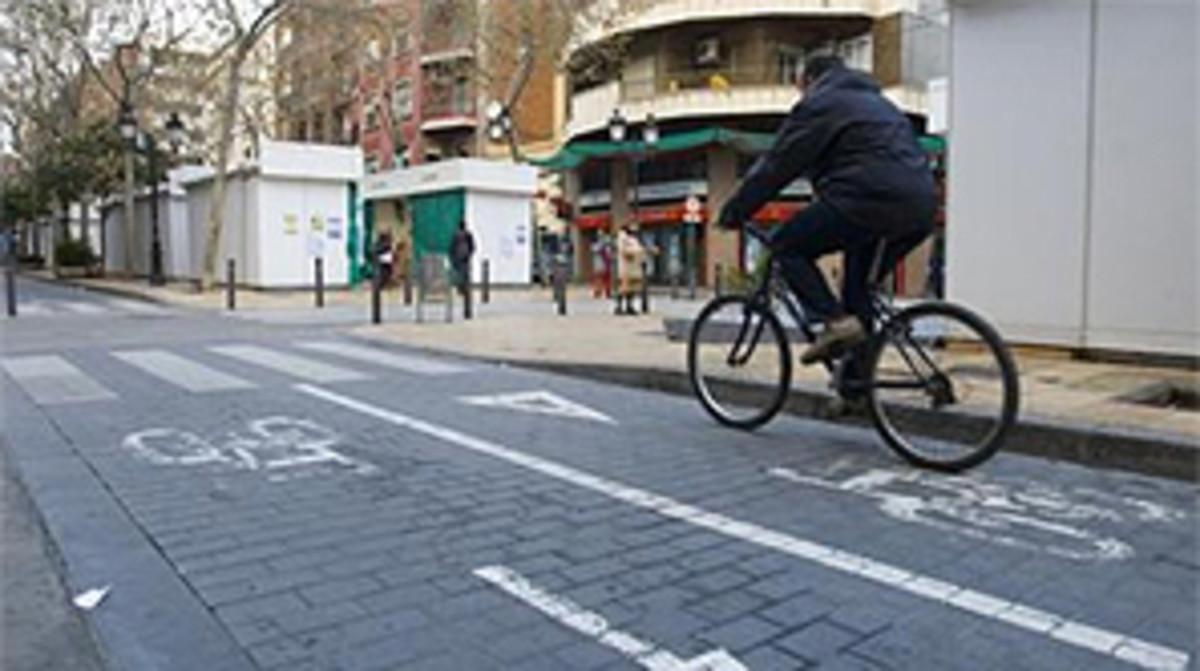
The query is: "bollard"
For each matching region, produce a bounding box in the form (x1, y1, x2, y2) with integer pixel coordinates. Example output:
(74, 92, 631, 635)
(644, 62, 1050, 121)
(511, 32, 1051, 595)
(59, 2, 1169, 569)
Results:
(314, 257, 324, 308)
(462, 267, 473, 320)
(640, 261, 650, 314)
(714, 263, 723, 297)
(555, 261, 567, 316)
(403, 265, 413, 306)
(670, 270, 679, 300)
(5, 265, 15, 318)
(371, 269, 382, 324)
(226, 259, 236, 311)
(481, 259, 490, 304)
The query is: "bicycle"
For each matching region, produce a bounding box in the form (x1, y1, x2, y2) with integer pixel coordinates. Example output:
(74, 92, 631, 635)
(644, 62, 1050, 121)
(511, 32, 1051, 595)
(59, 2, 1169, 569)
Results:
(687, 226, 1019, 472)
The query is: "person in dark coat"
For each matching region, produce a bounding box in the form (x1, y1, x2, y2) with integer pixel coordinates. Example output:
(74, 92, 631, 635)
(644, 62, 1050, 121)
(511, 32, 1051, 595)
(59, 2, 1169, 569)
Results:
(449, 220, 476, 296)
(717, 55, 935, 365)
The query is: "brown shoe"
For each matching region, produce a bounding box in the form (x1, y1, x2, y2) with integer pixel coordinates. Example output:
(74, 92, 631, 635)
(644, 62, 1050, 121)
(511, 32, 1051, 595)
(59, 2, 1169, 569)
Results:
(801, 316, 866, 365)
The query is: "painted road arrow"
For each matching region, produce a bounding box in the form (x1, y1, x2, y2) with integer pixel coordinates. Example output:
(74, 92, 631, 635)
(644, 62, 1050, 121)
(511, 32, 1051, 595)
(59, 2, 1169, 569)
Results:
(474, 565, 747, 671)
(458, 390, 616, 424)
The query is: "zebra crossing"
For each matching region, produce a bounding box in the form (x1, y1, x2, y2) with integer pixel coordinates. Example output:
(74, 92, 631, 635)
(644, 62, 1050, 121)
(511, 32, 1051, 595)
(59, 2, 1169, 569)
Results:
(15, 298, 169, 318)
(1, 341, 467, 406)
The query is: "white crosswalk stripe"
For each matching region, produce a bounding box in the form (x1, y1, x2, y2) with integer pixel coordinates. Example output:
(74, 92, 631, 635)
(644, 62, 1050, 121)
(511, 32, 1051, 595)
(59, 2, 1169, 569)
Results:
(18, 302, 54, 316)
(59, 301, 108, 315)
(105, 298, 168, 315)
(297, 341, 467, 375)
(1, 355, 117, 405)
(111, 350, 256, 392)
(209, 344, 369, 383)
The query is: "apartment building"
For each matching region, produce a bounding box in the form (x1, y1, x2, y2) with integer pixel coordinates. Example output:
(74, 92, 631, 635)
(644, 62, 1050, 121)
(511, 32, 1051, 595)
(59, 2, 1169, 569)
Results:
(550, 0, 947, 287)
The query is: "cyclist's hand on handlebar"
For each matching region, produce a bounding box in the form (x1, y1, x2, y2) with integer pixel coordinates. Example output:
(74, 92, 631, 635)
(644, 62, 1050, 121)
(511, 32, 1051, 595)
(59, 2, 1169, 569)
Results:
(716, 206, 742, 231)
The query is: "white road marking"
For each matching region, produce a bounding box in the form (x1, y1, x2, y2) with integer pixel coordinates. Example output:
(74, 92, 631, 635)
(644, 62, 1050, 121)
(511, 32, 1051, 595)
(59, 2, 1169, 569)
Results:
(122, 416, 377, 477)
(18, 302, 53, 316)
(297, 341, 466, 375)
(475, 565, 747, 671)
(767, 466, 1187, 562)
(106, 298, 167, 315)
(1, 355, 117, 404)
(459, 390, 616, 425)
(296, 384, 1191, 671)
(60, 301, 107, 315)
(210, 344, 369, 383)
(112, 350, 256, 392)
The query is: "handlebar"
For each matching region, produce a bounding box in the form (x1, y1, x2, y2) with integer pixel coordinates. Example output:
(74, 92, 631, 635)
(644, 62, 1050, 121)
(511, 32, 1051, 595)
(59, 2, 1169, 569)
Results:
(743, 225, 770, 245)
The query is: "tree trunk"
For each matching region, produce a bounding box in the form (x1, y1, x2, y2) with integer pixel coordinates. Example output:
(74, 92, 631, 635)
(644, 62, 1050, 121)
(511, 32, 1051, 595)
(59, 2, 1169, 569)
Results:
(123, 149, 136, 275)
(201, 52, 248, 291)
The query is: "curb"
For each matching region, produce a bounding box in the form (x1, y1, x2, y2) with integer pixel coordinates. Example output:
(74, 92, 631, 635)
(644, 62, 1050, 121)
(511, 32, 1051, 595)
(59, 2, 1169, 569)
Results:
(351, 333, 1199, 482)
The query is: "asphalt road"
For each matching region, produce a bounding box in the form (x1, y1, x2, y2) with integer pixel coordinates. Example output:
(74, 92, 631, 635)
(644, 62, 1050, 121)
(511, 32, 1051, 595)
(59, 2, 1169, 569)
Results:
(2, 277, 1196, 671)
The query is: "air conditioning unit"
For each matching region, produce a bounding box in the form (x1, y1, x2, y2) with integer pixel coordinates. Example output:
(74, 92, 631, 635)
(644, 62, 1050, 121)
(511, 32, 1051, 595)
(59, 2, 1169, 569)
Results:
(694, 37, 721, 67)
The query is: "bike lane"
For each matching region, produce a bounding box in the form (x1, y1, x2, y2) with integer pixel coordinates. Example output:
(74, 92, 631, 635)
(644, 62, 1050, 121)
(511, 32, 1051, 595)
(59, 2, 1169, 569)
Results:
(3, 339, 1195, 670)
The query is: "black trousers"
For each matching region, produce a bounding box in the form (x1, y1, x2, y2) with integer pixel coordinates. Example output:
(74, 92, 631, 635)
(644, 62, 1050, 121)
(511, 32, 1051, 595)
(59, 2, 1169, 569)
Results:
(770, 200, 931, 327)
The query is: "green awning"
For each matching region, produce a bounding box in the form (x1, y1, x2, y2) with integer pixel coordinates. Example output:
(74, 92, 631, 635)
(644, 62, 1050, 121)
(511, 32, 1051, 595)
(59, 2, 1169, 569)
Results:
(529, 128, 947, 170)
(527, 128, 776, 170)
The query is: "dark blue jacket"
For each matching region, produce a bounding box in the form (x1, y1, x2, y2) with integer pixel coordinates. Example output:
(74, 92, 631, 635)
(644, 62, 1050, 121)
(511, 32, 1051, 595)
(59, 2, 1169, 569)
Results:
(720, 66, 935, 233)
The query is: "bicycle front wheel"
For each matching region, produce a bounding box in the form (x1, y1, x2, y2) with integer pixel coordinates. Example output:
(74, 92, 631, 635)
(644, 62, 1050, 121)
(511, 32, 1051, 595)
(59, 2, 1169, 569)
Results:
(688, 296, 792, 430)
(865, 302, 1019, 471)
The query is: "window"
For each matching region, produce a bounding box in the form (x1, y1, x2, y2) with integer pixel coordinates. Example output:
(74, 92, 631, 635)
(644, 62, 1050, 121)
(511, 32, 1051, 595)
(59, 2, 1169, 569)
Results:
(392, 80, 413, 119)
(393, 33, 409, 55)
(694, 36, 721, 67)
(453, 76, 469, 114)
(777, 47, 804, 86)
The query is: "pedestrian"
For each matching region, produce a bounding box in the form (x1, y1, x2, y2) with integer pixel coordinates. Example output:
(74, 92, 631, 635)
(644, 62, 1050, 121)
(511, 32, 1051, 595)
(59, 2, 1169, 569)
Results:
(393, 236, 410, 287)
(592, 234, 613, 298)
(449, 219, 475, 297)
(0, 227, 13, 265)
(375, 230, 394, 288)
(616, 225, 646, 315)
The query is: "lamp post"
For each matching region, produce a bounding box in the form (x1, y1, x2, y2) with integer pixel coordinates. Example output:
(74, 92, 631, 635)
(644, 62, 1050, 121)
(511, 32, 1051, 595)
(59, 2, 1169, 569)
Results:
(641, 114, 658, 284)
(607, 109, 627, 302)
(119, 108, 186, 287)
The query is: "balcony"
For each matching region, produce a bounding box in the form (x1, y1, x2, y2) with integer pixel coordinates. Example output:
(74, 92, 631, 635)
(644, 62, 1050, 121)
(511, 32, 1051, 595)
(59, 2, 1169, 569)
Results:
(567, 68, 800, 139)
(421, 87, 477, 133)
(571, 0, 877, 50)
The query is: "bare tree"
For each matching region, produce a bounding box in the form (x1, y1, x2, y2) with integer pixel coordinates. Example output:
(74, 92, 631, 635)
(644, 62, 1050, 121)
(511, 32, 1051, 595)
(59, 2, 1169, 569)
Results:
(2, 0, 199, 273)
(197, 0, 290, 290)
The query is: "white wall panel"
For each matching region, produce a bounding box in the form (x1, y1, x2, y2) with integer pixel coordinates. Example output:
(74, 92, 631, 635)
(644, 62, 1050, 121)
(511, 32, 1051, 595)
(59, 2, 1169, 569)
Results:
(948, 0, 1094, 346)
(1086, 0, 1198, 354)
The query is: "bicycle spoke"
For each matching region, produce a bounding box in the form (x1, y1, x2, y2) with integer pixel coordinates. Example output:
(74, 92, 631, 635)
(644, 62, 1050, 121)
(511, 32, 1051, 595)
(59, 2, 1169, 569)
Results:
(868, 304, 1018, 471)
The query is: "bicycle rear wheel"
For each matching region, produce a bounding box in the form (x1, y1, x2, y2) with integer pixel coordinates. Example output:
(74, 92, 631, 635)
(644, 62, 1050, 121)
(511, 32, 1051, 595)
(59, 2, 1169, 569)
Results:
(688, 296, 792, 430)
(865, 302, 1019, 471)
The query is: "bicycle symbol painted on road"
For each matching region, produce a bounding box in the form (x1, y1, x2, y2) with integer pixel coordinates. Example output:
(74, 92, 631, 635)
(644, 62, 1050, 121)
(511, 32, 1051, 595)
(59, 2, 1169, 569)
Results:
(769, 464, 1187, 561)
(122, 416, 378, 480)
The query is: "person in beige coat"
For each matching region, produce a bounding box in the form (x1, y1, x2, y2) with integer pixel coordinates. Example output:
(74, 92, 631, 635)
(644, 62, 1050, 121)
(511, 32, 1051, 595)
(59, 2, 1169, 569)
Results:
(616, 225, 646, 315)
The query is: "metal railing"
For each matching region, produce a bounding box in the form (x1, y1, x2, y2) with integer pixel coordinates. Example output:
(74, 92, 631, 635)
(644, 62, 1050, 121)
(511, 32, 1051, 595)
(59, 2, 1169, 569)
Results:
(622, 65, 796, 101)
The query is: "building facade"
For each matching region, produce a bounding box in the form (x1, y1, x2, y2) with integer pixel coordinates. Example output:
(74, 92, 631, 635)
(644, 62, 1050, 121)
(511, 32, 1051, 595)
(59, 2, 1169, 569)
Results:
(556, 0, 947, 288)
(946, 0, 1196, 356)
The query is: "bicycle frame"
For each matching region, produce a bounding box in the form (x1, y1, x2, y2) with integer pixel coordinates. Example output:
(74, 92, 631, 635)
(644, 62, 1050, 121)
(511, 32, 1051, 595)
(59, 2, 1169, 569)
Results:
(737, 226, 946, 395)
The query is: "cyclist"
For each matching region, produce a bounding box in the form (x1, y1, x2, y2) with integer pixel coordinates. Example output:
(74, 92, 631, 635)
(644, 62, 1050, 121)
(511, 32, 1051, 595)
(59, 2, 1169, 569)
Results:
(717, 54, 935, 367)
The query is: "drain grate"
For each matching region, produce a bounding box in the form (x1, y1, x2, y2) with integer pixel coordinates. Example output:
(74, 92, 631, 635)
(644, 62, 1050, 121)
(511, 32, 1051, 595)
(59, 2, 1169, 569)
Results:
(1115, 382, 1200, 412)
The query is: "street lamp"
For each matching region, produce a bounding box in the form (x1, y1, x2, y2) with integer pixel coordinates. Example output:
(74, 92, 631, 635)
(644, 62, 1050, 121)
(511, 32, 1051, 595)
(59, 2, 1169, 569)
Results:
(643, 113, 659, 148)
(607, 109, 627, 143)
(118, 104, 138, 146)
(165, 112, 186, 155)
